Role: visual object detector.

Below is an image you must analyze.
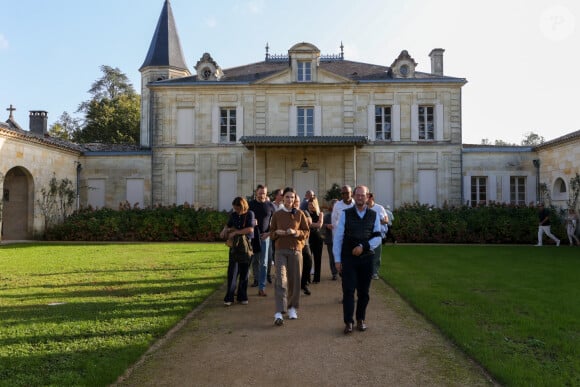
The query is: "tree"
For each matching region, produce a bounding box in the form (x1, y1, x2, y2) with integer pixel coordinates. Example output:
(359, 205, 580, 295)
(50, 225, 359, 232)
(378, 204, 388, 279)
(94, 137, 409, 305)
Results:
(494, 139, 516, 146)
(521, 131, 545, 146)
(324, 183, 342, 202)
(73, 93, 140, 144)
(75, 65, 140, 144)
(480, 138, 491, 145)
(82, 65, 136, 103)
(48, 111, 81, 141)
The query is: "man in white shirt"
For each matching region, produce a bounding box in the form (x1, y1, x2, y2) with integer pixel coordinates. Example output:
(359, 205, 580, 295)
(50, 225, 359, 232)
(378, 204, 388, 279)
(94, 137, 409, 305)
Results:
(331, 185, 354, 230)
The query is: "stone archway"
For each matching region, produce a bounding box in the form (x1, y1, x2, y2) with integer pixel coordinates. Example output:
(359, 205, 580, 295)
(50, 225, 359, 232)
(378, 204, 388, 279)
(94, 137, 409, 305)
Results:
(2, 167, 33, 240)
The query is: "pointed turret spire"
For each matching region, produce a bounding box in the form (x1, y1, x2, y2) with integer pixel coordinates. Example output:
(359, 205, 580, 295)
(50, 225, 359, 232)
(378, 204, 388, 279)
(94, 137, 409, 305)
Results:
(140, 0, 188, 71)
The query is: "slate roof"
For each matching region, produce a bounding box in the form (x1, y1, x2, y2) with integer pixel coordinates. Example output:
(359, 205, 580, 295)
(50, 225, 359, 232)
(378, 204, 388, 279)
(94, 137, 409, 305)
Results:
(534, 129, 580, 150)
(462, 144, 534, 153)
(240, 135, 369, 148)
(0, 123, 83, 153)
(1, 120, 146, 154)
(152, 58, 466, 86)
(139, 0, 188, 71)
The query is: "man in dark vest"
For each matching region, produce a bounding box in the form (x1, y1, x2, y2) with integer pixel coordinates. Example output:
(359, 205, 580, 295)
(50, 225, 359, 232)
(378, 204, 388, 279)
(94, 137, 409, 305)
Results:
(333, 185, 382, 334)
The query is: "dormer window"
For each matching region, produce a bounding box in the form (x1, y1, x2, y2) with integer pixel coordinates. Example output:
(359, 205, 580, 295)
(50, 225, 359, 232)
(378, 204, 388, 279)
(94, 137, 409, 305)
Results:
(289, 42, 320, 83)
(391, 50, 417, 78)
(298, 61, 312, 82)
(195, 52, 223, 81)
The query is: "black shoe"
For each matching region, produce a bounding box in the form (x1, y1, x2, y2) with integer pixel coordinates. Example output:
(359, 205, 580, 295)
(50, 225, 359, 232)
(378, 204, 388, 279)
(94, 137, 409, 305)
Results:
(356, 320, 367, 332)
(250, 280, 258, 287)
(302, 286, 311, 295)
(267, 275, 272, 284)
(344, 323, 353, 334)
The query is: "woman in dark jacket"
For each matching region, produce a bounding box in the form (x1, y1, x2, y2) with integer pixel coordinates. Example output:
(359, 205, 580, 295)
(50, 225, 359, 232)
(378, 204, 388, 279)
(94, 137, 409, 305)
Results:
(306, 196, 324, 283)
(220, 196, 255, 306)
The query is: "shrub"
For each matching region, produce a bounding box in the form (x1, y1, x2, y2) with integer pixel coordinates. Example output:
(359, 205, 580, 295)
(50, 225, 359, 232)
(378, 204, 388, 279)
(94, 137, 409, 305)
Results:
(392, 202, 564, 244)
(45, 205, 229, 242)
(45, 202, 565, 244)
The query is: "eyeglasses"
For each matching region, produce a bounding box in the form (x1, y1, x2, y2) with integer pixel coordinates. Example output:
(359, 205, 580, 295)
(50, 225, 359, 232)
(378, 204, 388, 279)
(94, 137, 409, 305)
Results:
(341, 192, 350, 195)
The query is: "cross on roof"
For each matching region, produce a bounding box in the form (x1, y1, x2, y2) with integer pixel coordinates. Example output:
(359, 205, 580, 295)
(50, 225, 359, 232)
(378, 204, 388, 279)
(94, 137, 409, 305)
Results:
(6, 104, 16, 119)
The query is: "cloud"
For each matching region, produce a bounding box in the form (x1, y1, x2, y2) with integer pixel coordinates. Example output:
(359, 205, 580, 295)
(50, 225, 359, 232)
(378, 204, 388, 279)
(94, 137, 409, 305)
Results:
(0, 34, 9, 50)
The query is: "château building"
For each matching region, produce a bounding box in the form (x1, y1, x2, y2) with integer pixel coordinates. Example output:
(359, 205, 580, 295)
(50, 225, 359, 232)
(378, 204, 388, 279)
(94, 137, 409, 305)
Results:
(1, 0, 579, 240)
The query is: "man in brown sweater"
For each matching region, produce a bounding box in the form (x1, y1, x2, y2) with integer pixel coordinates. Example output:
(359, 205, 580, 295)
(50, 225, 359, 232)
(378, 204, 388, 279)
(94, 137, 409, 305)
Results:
(270, 187, 310, 325)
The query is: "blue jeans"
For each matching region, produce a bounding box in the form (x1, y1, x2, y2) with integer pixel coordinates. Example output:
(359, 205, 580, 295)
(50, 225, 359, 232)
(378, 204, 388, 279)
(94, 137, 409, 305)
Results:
(257, 237, 271, 290)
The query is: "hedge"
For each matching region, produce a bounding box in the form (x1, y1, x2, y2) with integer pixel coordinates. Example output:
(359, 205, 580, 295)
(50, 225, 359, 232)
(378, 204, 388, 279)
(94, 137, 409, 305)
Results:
(45, 202, 566, 244)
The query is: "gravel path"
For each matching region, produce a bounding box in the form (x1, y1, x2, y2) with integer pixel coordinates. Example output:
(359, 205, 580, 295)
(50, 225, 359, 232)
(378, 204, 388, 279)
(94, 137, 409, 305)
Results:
(113, 249, 497, 387)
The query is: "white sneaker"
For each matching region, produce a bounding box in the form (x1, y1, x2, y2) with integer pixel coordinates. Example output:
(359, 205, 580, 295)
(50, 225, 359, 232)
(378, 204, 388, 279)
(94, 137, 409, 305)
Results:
(556, 240, 560, 247)
(288, 307, 298, 320)
(224, 301, 232, 306)
(274, 312, 284, 326)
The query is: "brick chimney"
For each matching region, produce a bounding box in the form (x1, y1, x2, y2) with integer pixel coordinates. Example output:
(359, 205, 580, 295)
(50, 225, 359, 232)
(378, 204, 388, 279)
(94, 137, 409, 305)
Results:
(29, 111, 48, 136)
(429, 48, 445, 76)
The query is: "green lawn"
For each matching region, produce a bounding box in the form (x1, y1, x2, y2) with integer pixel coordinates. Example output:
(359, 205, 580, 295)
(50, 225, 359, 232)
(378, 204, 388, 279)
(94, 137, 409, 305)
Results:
(382, 245, 580, 386)
(0, 243, 227, 387)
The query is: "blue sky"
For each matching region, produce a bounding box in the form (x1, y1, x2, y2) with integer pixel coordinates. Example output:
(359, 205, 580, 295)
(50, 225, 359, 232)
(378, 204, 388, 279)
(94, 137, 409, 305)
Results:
(1, 0, 578, 144)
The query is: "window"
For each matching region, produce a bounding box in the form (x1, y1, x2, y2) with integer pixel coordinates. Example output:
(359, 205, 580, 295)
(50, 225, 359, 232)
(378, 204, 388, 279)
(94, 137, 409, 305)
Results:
(297, 107, 314, 136)
(176, 172, 194, 205)
(375, 106, 392, 140)
(297, 61, 311, 82)
(418, 170, 437, 206)
(126, 178, 144, 208)
(418, 106, 434, 140)
(220, 108, 236, 142)
(176, 107, 194, 144)
(510, 176, 526, 205)
(470, 176, 487, 206)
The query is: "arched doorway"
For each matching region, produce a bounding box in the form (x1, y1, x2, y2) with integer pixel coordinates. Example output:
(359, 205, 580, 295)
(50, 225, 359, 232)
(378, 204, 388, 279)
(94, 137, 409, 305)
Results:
(2, 167, 33, 240)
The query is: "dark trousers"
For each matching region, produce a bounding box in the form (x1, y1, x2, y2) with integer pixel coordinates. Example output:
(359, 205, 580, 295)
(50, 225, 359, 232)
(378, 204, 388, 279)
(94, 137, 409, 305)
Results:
(309, 236, 323, 282)
(384, 227, 396, 243)
(301, 245, 313, 289)
(341, 253, 373, 324)
(326, 243, 337, 276)
(224, 255, 249, 303)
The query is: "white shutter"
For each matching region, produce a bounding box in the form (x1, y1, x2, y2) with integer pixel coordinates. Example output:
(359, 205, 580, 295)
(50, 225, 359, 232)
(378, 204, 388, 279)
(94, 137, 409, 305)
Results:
(236, 105, 244, 141)
(367, 104, 375, 140)
(528, 175, 537, 203)
(176, 172, 194, 205)
(435, 103, 444, 141)
(211, 105, 219, 143)
(289, 106, 297, 136)
(314, 106, 322, 136)
(392, 104, 400, 141)
(488, 175, 496, 202)
(501, 175, 510, 203)
(463, 175, 471, 206)
(411, 104, 418, 141)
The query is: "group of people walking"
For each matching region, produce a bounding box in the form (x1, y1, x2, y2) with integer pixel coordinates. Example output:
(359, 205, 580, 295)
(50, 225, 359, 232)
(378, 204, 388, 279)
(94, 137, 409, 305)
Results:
(220, 184, 395, 334)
